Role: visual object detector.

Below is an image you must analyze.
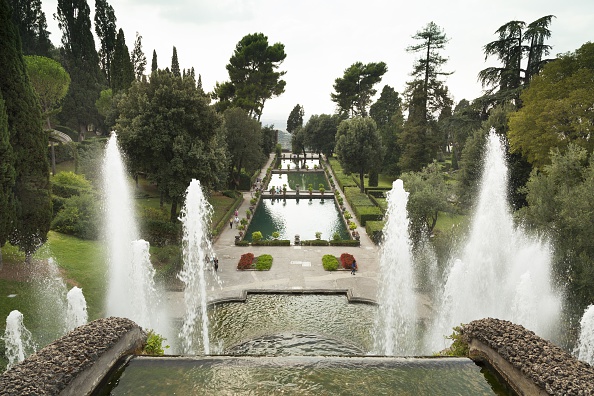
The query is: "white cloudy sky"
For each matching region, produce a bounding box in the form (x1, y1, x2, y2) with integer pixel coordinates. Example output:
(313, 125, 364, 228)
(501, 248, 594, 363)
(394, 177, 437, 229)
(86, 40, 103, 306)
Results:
(41, 0, 594, 127)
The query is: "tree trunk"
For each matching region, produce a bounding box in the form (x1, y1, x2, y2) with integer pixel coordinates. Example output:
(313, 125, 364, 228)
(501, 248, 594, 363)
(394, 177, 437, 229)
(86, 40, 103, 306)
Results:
(359, 171, 365, 193)
(50, 140, 56, 176)
(170, 198, 178, 222)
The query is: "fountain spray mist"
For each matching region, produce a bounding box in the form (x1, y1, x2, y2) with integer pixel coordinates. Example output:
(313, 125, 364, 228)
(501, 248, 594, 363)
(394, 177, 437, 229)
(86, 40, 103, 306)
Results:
(428, 131, 561, 351)
(178, 179, 214, 355)
(102, 133, 159, 330)
(2, 311, 37, 369)
(576, 305, 594, 365)
(373, 179, 418, 355)
(66, 287, 88, 332)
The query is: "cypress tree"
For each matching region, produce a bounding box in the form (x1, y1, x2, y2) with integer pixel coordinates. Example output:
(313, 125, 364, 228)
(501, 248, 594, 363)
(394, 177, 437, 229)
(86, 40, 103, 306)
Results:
(8, 0, 53, 56)
(56, 0, 103, 141)
(110, 28, 134, 92)
(131, 32, 146, 80)
(151, 49, 157, 72)
(0, 0, 51, 259)
(94, 0, 117, 85)
(171, 46, 180, 77)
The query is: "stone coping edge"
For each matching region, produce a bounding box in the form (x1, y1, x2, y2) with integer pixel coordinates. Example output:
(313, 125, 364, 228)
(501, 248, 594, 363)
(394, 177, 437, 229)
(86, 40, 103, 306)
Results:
(0, 317, 146, 396)
(462, 317, 594, 395)
(207, 289, 377, 307)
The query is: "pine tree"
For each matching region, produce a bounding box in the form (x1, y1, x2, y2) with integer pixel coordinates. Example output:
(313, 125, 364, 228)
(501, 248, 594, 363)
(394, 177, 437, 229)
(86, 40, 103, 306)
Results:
(131, 32, 146, 80)
(171, 46, 180, 77)
(110, 28, 134, 92)
(8, 0, 53, 56)
(151, 49, 157, 72)
(56, 0, 103, 140)
(0, 0, 51, 258)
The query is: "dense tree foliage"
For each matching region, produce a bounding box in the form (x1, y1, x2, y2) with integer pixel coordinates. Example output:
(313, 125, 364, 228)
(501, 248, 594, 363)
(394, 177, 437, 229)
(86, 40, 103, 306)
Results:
(214, 33, 286, 121)
(508, 42, 594, 168)
(151, 49, 157, 72)
(335, 117, 384, 193)
(117, 70, 228, 221)
(303, 114, 339, 157)
(286, 104, 304, 134)
(0, 0, 51, 258)
(401, 161, 450, 241)
(110, 28, 134, 93)
(0, 93, 15, 264)
(56, 0, 103, 140)
(8, 0, 52, 56)
(520, 144, 594, 315)
(331, 61, 387, 117)
(370, 85, 404, 176)
(94, 0, 117, 86)
(223, 107, 264, 187)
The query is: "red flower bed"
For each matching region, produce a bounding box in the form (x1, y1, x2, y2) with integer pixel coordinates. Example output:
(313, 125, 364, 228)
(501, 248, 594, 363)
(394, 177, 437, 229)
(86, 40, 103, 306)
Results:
(237, 253, 255, 270)
(340, 253, 355, 269)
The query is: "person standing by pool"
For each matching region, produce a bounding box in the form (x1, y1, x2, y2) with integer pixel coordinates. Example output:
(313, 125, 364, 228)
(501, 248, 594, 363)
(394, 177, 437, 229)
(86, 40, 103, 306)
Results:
(351, 259, 357, 275)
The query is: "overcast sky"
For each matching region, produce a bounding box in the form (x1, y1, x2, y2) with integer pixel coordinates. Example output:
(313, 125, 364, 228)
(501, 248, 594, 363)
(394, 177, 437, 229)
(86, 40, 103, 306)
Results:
(41, 0, 594, 128)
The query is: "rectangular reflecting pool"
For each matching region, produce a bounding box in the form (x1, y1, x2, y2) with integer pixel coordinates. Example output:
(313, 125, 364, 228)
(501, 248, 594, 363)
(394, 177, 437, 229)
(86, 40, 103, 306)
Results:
(268, 172, 329, 192)
(279, 158, 320, 170)
(102, 355, 511, 395)
(245, 198, 349, 241)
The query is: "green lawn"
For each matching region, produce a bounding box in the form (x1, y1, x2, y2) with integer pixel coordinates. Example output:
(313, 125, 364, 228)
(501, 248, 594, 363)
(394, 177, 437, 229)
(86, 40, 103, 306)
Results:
(434, 211, 467, 233)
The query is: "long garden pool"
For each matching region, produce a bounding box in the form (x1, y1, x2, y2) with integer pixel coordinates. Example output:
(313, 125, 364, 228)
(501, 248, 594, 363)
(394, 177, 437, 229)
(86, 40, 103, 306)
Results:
(245, 198, 349, 241)
(268, 172, 329, 192)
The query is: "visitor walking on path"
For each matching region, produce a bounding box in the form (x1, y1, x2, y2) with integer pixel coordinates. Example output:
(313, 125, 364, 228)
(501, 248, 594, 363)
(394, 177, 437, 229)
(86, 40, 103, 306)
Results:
(351, 260, 357, 275)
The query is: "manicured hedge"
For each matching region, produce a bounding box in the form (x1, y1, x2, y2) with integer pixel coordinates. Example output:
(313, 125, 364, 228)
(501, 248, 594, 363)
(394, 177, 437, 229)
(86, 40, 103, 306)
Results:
(234, 240, 250, 246)
(354, 205, 383, 225)
(301, 239, 330, 246)
(365, 220, 385, 245)
(329, 239, 360, 247)
(322, 254, 339, 271)
(344, 187, 375, 207)
(251, 239, 291, 246)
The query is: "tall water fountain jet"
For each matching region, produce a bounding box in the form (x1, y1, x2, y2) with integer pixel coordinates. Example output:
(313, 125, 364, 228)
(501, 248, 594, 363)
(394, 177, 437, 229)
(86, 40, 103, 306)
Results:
(178, 179, 214, 355)
(66, 286, 88, 332)
(2, 311, 37, 369)
(32, 258, 68, 341)
(428, 131, 561, 351)
(373, 179, 418, 355)
(576, 305, 594, 365)
(102, 132, 158, 329)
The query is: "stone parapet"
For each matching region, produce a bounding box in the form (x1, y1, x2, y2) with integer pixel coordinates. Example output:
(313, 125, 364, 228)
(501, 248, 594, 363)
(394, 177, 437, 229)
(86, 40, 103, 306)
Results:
(463, 318, 594, 395)
(0, 317, 145, 396)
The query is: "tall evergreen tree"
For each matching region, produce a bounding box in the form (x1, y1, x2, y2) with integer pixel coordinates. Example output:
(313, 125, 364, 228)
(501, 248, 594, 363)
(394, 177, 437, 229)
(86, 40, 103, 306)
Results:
(110, 28, 134, 92)
(94, 0, 117, 85)
(131, 32, 146, 80)
(151, 49, 157, 72)
(405, 21, 452, 121)
(478, 15, 554, 104)
(0, 0, 51, 258)
(171, 46, 180, 77)
(8, 0, 52, 56)
(286, 104, 304, 134)
(56, 0, 103, 140)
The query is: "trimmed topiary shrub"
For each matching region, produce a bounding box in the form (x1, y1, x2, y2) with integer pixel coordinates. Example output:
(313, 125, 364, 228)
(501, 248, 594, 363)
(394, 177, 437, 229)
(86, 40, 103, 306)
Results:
(255, 254, 273, 270)
(237, 253, 255, 269)
(322, 254, 339, 271)
(252, 231, 263, 242)
(340, 253, 355, 269)
(301, 239, 330, 246)
(329, 239, 360, 247)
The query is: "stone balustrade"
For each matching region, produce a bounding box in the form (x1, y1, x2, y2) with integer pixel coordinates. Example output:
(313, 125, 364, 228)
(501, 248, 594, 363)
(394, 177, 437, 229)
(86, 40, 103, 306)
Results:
(463, 318, 594, 395)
